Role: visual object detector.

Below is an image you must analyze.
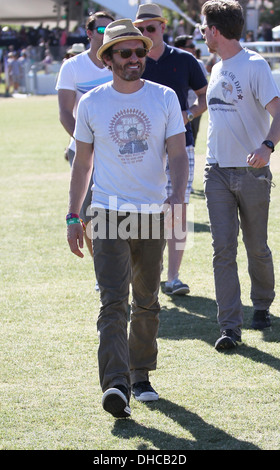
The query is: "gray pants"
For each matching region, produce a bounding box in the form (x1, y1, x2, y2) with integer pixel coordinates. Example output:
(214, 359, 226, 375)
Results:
(92, 210, 165, 393)
(204, 164, 275, 335)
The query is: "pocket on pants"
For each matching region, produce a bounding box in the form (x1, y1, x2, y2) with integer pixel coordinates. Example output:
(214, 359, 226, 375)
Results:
(247, 167, 273, 200)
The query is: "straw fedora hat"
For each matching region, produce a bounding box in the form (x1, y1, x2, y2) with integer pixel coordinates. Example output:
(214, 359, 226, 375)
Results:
(97, 19, 153, 60)
(133, 3, 168, 24)
(67, 43, 85, 55)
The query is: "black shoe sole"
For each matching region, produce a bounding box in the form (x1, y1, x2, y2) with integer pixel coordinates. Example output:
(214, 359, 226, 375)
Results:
(215, 336, 242, 351)
(102, 389, 131, 418)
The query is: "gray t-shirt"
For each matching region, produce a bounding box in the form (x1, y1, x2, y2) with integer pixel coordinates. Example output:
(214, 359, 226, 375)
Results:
(206, 48, 280, 167)
(74, 80, 185, 211)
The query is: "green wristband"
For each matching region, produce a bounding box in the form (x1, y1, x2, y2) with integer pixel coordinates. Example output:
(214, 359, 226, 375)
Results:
(66, 217, 80, 226)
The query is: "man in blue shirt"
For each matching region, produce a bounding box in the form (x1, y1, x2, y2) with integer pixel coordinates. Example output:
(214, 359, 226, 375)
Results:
(134, 3, 208, 295)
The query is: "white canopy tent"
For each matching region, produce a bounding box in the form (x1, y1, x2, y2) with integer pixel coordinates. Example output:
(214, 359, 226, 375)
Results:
(0, 0, 197, 27)
(0, 0, 61, 24)
(272, 25, 280, 39)
(89, 0, 197, 26)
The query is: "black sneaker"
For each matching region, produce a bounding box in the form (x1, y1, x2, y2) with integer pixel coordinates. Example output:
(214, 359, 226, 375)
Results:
(102, 385, 131, 418)
(215, 329, 242, 351)
(251, 309, 271, 330)
(132, 381, 159, 402)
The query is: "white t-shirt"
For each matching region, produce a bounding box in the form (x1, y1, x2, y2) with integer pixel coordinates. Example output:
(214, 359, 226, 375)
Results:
(56, 51, 112, 151)
(74, 80, 185, 211)
(206, 48, 280, 167)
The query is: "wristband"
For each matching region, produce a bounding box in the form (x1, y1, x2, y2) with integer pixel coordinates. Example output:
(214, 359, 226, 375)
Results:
(66, 217, 80, 225)
(66, 212, 79, 221)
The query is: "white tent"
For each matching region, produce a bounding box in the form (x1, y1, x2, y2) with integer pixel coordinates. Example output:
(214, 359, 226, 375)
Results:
(0, 0, 60, 24)
(0, 0, 197, 27)
(272, 25, 280, 39)
(90, 0, 197, 26)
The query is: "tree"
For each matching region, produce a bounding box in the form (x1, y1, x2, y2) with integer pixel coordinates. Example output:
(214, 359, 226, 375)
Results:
(259, 0, 280, 28)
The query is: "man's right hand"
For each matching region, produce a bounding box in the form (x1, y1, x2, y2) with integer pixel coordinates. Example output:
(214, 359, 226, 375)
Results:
(67, 224, 84, 258)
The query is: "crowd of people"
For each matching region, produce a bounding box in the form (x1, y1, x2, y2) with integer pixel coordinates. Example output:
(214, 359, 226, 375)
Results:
(0, 18, 214, 94)
(0, 22, 88, 95)
(0, 10, 276, 97)
(0, 22, 87, 59)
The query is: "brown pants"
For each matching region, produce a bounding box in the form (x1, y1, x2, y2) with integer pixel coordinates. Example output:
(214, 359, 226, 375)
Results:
(92, 210, 165, 394)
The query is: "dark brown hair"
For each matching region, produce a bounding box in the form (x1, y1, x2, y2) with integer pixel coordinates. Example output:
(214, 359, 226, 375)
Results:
(201, 1, 244, 40)
(86, 11, 115, 31)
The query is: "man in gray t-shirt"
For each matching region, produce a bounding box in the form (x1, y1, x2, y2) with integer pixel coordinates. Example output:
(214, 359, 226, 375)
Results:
(201, 0, 280, 351)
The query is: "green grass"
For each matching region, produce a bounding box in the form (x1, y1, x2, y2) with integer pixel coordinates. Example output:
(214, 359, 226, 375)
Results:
(1, 95, 280, 451)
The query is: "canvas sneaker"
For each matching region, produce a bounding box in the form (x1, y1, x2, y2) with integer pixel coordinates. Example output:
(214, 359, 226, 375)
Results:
(102, 385, 131, 418)
(215, 329, 242, 351)
(132, 381, 159, 402)
(251, 309, 271, 330)
(165, 279, 190, 295)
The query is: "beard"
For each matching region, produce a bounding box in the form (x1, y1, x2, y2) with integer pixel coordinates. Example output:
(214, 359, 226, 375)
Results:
(112, 59, 146, 82)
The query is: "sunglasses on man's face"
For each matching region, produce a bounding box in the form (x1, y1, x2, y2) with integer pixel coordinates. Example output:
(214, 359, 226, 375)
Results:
(138, 25, 157, 34)
(111, 48, 148, 59)
(94, 26, 106, 34)
(199, 24, 217, 34)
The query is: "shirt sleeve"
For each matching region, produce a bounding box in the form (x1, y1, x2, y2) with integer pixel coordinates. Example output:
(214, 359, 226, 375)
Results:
(188, 55, 208, 92)
(56, 60, 76, 91)
(250, 57, 280, 108)
(73, 96, 94, 144)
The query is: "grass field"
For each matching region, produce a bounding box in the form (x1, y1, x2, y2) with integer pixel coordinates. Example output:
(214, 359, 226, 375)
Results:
(0, 94, 280, 451)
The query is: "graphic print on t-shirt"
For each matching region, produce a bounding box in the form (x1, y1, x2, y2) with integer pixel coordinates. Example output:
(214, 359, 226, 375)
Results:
(109, 108, 151, 164)
(76, 77, 113, 95)
(208, 70, 244, 107)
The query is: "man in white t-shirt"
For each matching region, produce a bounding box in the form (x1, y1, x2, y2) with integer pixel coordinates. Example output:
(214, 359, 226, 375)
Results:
(66, 19, 189, 418)
(56, 11, 114, 257)
(201, 1, 280, 351)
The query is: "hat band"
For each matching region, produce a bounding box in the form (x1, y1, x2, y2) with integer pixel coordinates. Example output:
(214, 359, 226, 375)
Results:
(136, 13, 161, 19)
(113, 32, 142, 39)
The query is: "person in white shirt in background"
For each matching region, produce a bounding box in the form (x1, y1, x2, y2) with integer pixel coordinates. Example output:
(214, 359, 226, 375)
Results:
(56, 11, 114, 264)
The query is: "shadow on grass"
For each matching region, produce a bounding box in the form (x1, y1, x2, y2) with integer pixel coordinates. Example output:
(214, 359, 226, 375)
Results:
(190, 188, 205, 200)
(194, 221, 210, 233)
(158, 292, 280, 372)
(158, 292, 217, 344)
(112, 398, 259, 450)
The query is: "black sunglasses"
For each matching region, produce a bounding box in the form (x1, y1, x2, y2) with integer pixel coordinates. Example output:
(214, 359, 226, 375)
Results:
(199, 24, 217, 34)
(94, 26, 106, 34)
(138, 25, 157, 34)
(111, 48, 148, 59)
